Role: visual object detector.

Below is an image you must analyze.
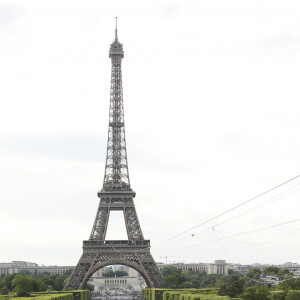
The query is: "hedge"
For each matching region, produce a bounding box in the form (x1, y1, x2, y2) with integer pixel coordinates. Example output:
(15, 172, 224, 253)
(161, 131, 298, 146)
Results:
(143, 289, 232, 300)
(10, 293, 73, 300)
(143, 288, 220, 300)
(270, 291, 286, 300)
(30, 290, 90, 300)
(286, 290, 300, 300)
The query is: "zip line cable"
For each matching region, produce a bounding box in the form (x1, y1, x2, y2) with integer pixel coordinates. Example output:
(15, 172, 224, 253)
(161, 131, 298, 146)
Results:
(212, 228, 298, 285)
(199, 186, 300, 233)
(110, 176, 300, 258)
(215, 227, 300, 245)
(174, 184, 300, 243)
(112, 219, 300, 263)
(153, 174, 300, 247)
(156, 217, 300, 254)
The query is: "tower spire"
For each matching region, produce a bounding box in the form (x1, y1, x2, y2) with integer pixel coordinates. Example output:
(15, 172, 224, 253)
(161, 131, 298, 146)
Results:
(115, 16, 118, 40)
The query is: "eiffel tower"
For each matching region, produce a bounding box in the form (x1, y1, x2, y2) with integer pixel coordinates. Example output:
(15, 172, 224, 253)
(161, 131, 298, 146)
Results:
(64, 21, 163, 290)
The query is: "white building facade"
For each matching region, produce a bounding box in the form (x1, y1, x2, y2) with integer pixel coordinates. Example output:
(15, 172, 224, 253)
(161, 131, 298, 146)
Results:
(157, 260, 228, 275)
(0, 261, 74, 276)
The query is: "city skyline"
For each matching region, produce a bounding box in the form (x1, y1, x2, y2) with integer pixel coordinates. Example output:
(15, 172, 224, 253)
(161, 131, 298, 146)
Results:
(0, 0, 300, 266)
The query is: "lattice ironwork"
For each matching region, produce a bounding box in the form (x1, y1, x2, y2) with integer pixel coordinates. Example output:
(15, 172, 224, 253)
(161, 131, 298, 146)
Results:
(64, 22, 163, 290)
(65, 242, 162, 289)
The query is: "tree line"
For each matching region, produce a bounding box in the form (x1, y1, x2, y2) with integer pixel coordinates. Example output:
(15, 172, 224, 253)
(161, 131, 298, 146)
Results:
(160, 266, 300, 299)
(0, 270, 95, 297)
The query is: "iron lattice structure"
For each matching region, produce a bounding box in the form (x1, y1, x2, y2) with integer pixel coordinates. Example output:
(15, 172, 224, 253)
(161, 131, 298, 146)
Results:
(64, 25, 163, 290)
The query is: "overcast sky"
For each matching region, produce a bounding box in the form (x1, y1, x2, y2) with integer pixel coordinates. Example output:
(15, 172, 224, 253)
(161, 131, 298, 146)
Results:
(0, 0, 300, 268)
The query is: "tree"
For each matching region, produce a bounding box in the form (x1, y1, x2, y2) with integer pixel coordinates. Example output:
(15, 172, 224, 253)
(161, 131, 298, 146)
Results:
(182, 282, 193, 288)
(0, 286, 10, 295)
(103, 271, 115, 277)
(247, 269, 261, 280)
(270, 291, 286, 300)
(278, 278, 300, 291)
(161, 273, 186, 289)
(86, 284, 94, 291)
(243, 286, 270, 300)
(278, 268, 291, 276)
(286, 290, 300, 300)
(263, 267, 280, 275)
(11, 274, 45, 296)
(54, 276, 66, 291)
(217, 275, 244, 298)
(161, 266, 181, 277)
(0, 274, 16, 292)
(191, 279, 200, 288)
(115, 271, 128, 277)
(199, 274, 220, 288)
(19, 270, 32, 275)
(12, 275, 34, 297)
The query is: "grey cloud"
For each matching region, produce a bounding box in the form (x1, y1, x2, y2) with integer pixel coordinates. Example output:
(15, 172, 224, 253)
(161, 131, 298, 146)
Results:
(260, 34, 300, 53)
(0, 135, 106, 162)
(161, 4, 179, 17)
(0, 134, 191, 173)
(0, 5, 25, 27)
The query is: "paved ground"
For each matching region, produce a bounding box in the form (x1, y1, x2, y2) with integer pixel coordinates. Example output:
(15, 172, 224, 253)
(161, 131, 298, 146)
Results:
(91, 288, 142, 300)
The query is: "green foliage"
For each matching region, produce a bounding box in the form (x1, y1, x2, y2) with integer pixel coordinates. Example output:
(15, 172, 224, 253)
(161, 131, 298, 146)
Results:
(278, 278, 300, 291)
(30, 290, 91, 300)
(18, 270, 32, 276)
(161, 273, 187, 289)
(102, 270, 128, 277)
(115, 271, 128, 277)
(11, 274, 46, 296)
(286, 290, 300, 300)
(159, 266, 282, 298)
(85, 285, 93, 292)
(160, 267, 223, 290)
(217, 275, 244, 298)
(143, 289, 232, 300)
(31, 290, 90, 300)
(263, 267, 280, 275)
(0, 274, 90, 300)
(102, 271, 115, 277)
(0, 287, 10, 295)
(270, 291, 286, 300)
(0, 274, 17, 292)
(191, 281, 200, 289)
(0, 273, 73, 295)
(161, 267, 182, 277)
(12, 293, 73, 300)
(246, 269, 261, 281)
(277, 269, 291, 276)
(242, 286, 270, 300)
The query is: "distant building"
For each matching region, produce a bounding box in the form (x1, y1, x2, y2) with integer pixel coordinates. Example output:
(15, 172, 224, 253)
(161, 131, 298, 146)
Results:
(0, 261, 74, 276)
(229, 262, 300, 280)
(157, 260, 228, 275)
(89, 265, 146, 291)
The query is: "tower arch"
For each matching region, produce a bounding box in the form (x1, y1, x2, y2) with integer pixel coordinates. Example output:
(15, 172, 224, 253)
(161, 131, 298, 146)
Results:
(80, 261, 152, 289)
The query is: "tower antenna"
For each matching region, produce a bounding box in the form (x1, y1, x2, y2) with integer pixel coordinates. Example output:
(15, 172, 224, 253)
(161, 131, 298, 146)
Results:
(115, 16, 118, 40)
